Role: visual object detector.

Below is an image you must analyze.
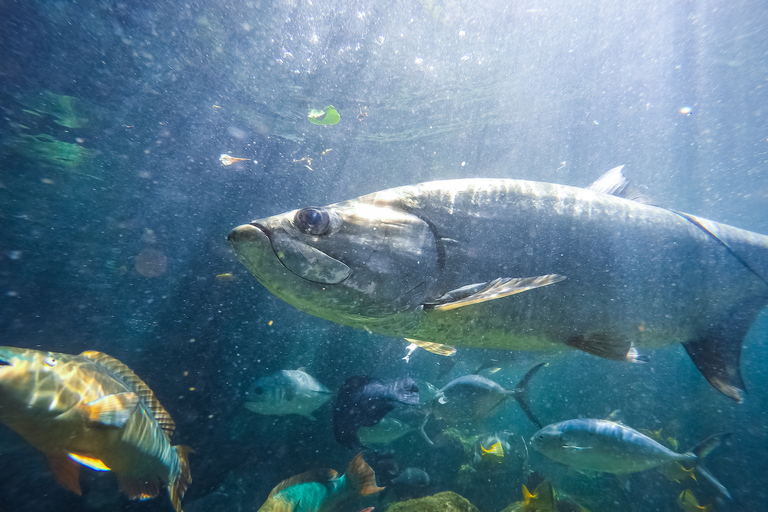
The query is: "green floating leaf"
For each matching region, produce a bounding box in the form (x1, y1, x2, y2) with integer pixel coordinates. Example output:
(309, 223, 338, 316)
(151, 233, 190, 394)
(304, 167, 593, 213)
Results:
(308, 105, 340, 125)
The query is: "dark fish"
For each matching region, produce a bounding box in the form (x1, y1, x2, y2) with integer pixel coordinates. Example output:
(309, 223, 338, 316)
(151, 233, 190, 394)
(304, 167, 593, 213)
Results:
(228, 168, 768, 402)
(430, 363, 546, 428)
(379, 467, 431, 501)
(333, 376, 420, 448)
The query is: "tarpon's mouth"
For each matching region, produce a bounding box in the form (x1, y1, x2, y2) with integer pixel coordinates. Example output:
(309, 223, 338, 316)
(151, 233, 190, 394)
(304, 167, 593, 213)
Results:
(228, 222, 351, 285)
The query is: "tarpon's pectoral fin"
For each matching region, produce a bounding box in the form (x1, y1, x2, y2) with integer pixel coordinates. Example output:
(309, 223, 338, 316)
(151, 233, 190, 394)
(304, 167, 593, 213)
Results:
(83, 392, 139, 427)
(404, 338, 457, 356)
(423, 274, 566, 312)
(47, 453, 82, 495)
(682, 297, 765, 403)
(564, 333, 648, 363)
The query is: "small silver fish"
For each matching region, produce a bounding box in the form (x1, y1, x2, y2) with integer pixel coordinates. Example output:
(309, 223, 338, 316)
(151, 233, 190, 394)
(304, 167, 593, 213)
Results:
(430, 363, 546, 428)
(244, 369, 332, 419)
(531, 419, 731, 499)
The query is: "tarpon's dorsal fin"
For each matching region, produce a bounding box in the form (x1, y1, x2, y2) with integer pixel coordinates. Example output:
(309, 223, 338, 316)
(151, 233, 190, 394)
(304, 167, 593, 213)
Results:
(267, 469, 338, 498)
(587, 165, 654, 204)
(424, 274, 566, 312)
(47, 453, 82, 495)
(564, 333, 649, 363)
(80, 351, 176, 438)
(83, 392, 139, 427)
(404, 338, 456, 356)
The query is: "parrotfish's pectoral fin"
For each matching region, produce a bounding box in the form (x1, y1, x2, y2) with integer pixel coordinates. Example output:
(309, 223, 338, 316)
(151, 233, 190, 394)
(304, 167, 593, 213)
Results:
(404, 338, 457, 356)
(82, 392, 139, 427)
(564, 333, 648, 363)
(68, 453, 110, 471)
(423, 274, 566, 312)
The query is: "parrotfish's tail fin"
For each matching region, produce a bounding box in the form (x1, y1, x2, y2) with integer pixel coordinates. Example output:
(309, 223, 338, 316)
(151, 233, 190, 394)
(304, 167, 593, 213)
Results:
(686, 433, 732, 501)
(417, 414, 434, 445)
(512, 362, 547, 429)
(346, 453, 385, 497)
(169, 445, 194, 512)
(682, 294, 768, 403)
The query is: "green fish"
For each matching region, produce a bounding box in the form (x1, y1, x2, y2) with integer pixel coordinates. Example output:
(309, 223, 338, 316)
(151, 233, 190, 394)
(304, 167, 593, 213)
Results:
(256, 453, 383, 512)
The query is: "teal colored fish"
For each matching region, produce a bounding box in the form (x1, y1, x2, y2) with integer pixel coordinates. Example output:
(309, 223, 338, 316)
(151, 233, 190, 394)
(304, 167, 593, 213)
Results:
(256, 453, 383, 512)
(531, 419, 731, 499)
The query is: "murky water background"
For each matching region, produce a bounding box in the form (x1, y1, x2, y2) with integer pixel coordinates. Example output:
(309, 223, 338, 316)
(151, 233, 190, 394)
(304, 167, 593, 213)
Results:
(1, 1, 766, 510)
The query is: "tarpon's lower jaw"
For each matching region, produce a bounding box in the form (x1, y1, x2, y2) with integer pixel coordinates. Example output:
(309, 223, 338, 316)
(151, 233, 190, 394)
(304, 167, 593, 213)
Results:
(229, 222, 350, 285)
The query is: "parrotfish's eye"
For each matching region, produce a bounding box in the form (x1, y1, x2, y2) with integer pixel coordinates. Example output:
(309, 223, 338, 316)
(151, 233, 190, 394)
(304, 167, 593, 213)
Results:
(43, 353, 56, 367)
(294, 207, 331, 236)
(254, 386, 264, 395)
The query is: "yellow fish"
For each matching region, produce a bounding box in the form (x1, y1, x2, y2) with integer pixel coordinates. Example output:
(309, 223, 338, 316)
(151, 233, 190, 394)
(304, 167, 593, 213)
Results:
(501, 481, 558, 512)
(677, 489, 712, 512)
(481, 441, 505, 462)
(0, 346, 192, 511)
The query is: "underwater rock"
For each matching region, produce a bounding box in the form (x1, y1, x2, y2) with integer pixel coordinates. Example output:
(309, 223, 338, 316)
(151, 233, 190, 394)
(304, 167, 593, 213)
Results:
(384, 491, 479, 512)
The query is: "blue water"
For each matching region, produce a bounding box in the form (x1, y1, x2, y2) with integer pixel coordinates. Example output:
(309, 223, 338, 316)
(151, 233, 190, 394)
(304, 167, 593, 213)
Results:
(1, 0, 766, 511)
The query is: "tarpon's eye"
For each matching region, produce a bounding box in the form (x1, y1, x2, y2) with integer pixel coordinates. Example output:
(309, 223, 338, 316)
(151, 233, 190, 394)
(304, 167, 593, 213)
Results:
(295, 207, 331, 236)
(254, 386, 264, 395)
(43, 354, 56, 367)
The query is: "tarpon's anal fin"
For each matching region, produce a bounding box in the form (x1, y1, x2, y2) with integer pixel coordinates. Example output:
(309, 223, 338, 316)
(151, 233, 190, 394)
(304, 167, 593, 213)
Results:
(681, 297, 764, 403)
(83, 392, 139, 427)
(424, 274, 566, 312)
(587, 165, 654, 205)
(564, 333, 649, 363)
(404, 338, 457, 356)
(47, 453, 82, 495)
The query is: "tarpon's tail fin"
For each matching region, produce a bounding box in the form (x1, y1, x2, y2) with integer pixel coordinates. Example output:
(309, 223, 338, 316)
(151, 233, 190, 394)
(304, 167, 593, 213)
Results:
(511, 363, 547, 429)
(169, 445, 193, 512)
(684, 433, 732, 501)
(682, 294, 768, 403)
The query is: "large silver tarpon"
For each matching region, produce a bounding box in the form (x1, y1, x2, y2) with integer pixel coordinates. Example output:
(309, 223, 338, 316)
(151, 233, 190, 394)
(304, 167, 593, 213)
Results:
(228, 169, 768, 402)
